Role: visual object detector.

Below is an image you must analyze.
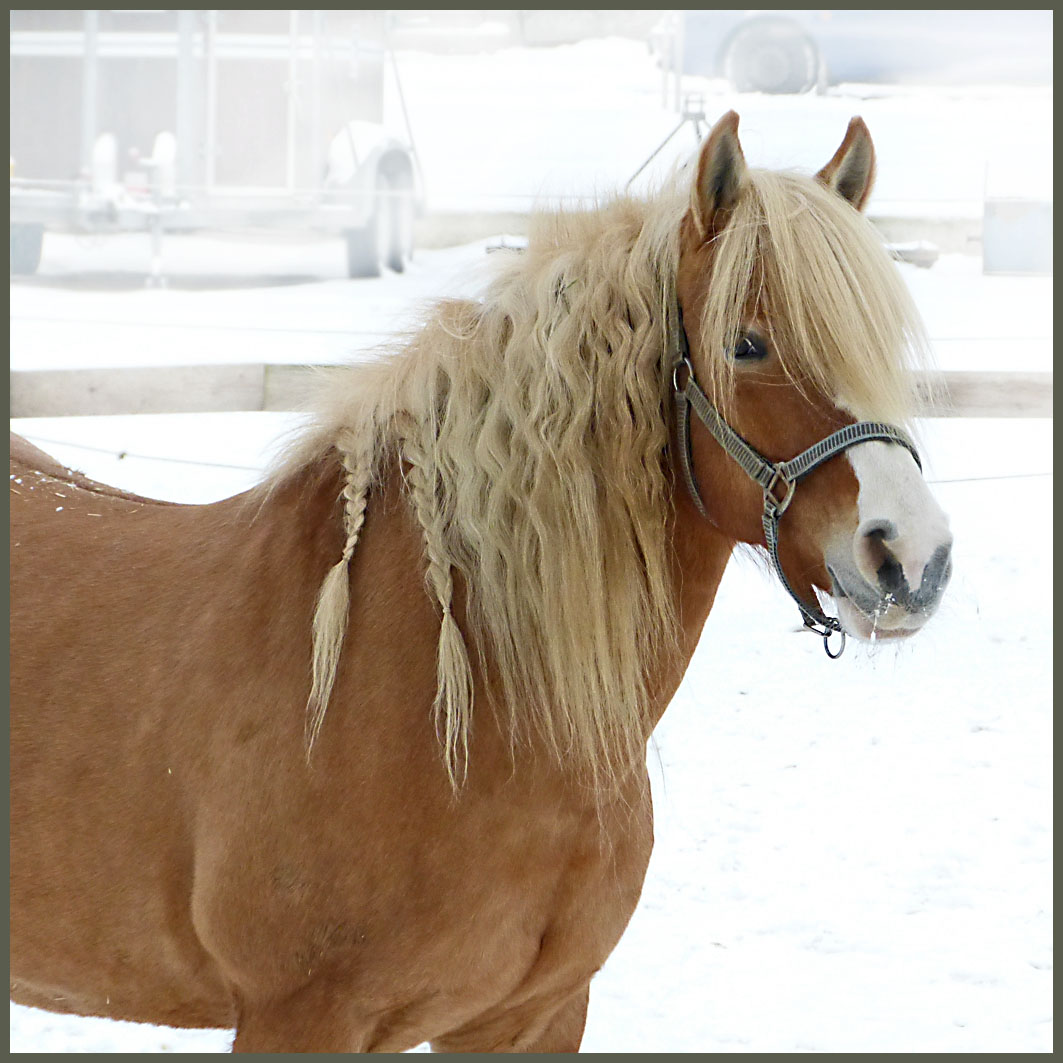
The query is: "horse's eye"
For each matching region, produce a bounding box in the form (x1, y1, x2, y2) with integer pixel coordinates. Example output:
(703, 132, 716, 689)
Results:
(730, 333, 767, 361)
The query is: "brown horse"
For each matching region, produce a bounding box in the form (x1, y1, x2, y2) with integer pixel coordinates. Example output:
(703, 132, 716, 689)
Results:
(11, 112, 952, 1052)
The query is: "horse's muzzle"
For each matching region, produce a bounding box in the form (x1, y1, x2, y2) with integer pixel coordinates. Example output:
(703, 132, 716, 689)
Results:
(828, 540, 953, 641)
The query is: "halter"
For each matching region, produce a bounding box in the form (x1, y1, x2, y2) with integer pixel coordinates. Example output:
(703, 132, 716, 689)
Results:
(670, 320, 921, 659)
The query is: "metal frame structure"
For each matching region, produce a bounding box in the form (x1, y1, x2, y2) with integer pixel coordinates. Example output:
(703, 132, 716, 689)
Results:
(10, 11, 420, 274)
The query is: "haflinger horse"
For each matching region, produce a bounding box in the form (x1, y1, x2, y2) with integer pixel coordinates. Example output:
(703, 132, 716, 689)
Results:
(11, 112, 952, 1052)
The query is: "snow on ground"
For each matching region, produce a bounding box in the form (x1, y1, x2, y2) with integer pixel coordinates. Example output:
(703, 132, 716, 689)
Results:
(10, 245, 1052, 376)
(10, 33, 1052, 1055)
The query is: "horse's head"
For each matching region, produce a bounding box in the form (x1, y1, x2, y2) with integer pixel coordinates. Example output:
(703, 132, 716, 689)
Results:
(674, 111, 952, 646)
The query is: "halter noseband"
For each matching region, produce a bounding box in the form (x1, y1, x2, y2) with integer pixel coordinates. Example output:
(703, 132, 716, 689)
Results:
(671, 320, 921, 659)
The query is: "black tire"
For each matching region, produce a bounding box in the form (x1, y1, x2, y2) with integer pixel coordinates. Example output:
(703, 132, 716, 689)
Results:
(10, 223, 44, 276)
(721, 17, 820, 95)
(345, 173, 414, 279)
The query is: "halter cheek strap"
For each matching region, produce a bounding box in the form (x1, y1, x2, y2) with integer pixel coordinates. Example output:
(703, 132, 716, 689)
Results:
(671, 336, 921, 660)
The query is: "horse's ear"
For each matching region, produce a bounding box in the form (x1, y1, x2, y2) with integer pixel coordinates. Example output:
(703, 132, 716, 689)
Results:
(816, 116, 876, 212)
(691, 110, 747, 239)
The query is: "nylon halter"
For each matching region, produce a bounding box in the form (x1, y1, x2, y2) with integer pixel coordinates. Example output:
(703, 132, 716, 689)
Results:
(670, 320, 921, 659)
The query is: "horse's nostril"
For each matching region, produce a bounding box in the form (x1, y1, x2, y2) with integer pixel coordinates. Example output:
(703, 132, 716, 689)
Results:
(855, 518, 900, 589)
(876, 551, 906, 597)
(862, 519, 898, 543)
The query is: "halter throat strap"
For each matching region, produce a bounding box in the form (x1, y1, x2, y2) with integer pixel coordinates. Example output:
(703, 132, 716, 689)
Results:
(670, 328, 921, 659)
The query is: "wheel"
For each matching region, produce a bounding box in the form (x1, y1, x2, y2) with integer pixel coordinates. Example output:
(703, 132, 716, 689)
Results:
(345, 183, 390, 279)
(344, 173, 414, 279)
(385, 181, 414, 274)
(10, 223, 43, 276)
(721, 16, 820, 95)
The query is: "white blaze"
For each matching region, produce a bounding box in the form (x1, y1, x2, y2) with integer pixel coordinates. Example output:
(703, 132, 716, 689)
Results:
(846, 441, 952, 591)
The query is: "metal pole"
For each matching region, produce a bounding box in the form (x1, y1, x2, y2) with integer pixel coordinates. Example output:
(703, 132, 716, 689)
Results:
(625, 117, 688, 191)
(147, 210, 165, 286)
(205, 10, 217, 191)
(660, 22, 669, 109)
(311, 11, 322, 192)
(286, 10, 299, 191)
(80, 10, 99, 177)
(388, 48, 422, 192)
(175, 10, 197, 190)
(673, 10, 685, 114)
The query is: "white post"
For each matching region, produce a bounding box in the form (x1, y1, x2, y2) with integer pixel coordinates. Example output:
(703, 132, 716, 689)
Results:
(311, 10, 322, 190)
(286, 10, 299, 190)
(673, 10, 685, 114)
(80, 10, 99, 177)
(205, 10, 217, 191)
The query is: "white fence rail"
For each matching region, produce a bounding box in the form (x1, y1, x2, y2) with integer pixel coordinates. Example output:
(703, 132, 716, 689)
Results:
(9, 366, 1052, 419)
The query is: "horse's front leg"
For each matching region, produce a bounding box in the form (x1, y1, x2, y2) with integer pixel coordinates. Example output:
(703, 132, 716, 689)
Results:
(429, 984, 591, 1053)
(230, 980, 372, 1053)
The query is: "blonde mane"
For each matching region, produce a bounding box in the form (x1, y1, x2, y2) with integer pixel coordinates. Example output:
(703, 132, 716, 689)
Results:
(272, 166, 928, 792)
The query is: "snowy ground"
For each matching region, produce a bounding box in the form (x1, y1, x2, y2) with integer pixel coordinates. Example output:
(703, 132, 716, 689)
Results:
(10, 34, 1052, 1054)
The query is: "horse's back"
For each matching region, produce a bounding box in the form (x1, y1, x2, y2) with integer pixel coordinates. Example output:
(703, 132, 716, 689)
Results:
(11, 431, 69, 476)
(10, 431, 175, 506)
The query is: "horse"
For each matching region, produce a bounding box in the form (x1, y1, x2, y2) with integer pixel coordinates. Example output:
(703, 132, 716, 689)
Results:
(10, 111, 953, 1052)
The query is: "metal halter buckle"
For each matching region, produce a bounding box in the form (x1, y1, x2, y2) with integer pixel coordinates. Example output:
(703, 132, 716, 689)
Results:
(762, 467, 795, 517)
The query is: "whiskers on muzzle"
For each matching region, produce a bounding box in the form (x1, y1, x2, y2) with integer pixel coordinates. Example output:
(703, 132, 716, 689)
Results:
(831, 536, 953, 638)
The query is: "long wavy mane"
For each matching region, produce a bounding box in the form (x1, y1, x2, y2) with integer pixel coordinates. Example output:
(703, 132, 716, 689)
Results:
(267, 165, 927, 792)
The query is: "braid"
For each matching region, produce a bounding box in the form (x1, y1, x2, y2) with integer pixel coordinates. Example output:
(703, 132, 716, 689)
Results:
(400, 429, 474, 787)
(305, 432, 372, 754)
(338, 443, 369, 564)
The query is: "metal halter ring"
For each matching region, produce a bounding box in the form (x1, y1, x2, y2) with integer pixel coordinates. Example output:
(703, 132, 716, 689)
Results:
(817, 621, 847, 659)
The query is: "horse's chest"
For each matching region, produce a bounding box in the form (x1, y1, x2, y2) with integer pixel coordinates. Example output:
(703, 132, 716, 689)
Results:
(197, 781, 653, 1033)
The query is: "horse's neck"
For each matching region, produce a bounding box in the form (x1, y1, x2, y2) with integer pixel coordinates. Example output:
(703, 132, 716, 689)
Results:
(644, 452, 736, 730)
(281, 443, 731, 755)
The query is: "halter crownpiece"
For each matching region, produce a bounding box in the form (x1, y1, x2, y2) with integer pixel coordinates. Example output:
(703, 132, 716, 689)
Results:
(670, 318, 921, 659)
